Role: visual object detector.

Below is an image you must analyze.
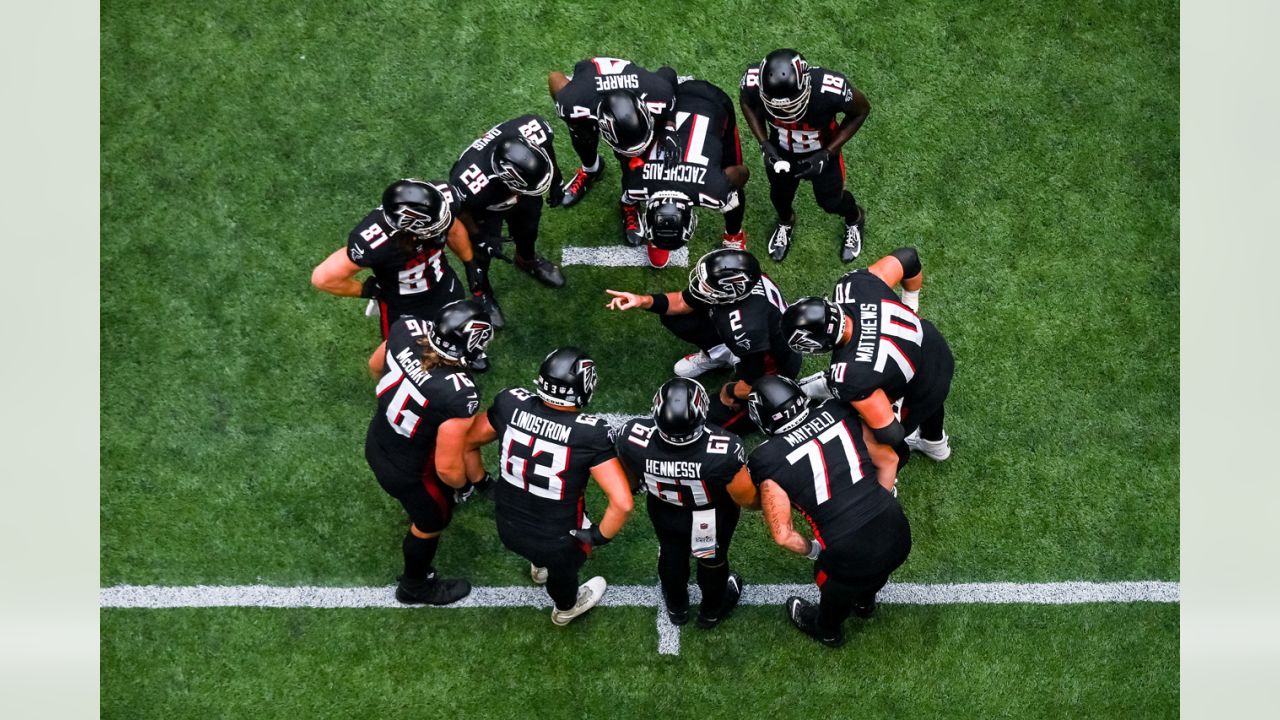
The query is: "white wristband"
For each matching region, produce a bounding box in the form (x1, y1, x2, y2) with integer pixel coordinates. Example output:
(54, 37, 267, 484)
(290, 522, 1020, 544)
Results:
(805, 540, 822, 560)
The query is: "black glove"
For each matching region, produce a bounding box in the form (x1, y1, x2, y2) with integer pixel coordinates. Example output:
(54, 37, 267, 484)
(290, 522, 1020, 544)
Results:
(473, 234, 512, 263)
(455, 473, 494, 503)
(568, 525, 611, 548)
(760, 141, 783, 169)
(359, 276, 381, 299)
(660, 134, 681, 170)
(463, 259, 489, 296)
(795, 149, 834, 179)
(548, 181, 566, 208)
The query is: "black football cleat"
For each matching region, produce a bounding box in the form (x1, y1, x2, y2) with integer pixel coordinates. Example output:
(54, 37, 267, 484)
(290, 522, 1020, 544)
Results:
(478, 293, 505, 329)
(839, 206, 865, 263)
(620, 203, 645, 246)
(666, 606, 690, 626)
(696, 573, 743, 629)
(768, 218, 795, 262)
(396, 573, 472, 606)
(559, 166, 603, 208)
(785, 596, 846, 648)
(515, 253, 566, 288)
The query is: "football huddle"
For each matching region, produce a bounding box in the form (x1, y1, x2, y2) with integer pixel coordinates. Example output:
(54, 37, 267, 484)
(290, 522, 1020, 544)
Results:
(309, 50, 956, 648)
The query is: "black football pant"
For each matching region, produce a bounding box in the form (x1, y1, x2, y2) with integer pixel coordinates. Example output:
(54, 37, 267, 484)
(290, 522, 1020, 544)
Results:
(565, 118, 602, 168)
(814, 501, 912, 638)
(365, 429, 456, 580)
(657, 313, 757, 433)
(648, 496, 741, 613)
(496, 519, 589, 611)
(475, 194, 544, 267)
(764, 151, 861, 224)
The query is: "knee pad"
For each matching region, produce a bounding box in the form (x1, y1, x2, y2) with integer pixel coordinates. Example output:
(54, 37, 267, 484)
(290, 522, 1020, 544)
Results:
(889, 247, 921, 278)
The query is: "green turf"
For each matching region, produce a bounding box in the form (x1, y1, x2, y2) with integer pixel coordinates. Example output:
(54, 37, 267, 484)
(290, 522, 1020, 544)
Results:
(101, 0, 1178, 714)
(102, 603, 1178, 719)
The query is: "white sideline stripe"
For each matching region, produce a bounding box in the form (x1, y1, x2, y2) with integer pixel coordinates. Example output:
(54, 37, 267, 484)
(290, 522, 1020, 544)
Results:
(562, 245, 689, 267)
(98, 581, 1178, 610)
(596, 412, 640, 428)
(655, 593, 681, 656)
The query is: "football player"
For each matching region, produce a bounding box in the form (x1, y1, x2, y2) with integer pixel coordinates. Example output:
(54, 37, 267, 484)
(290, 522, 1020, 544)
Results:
(746, 376, 911, 648)
(615, 378, 759, 628)
(450, 114, 568, 314)
(547, 57, 678, 241)
(781, 247, 954, 465)
(605, 249, 802, 436)
(464, 347, 634, 625)
(740, 48, 872, 263)
(619, 79, 751, 268)
(365, 299, 495, 606)
(311, 179, 493, 374)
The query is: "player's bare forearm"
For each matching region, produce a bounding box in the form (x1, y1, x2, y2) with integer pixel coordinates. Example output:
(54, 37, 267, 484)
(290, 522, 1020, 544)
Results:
(310, 247, 364, 297)
(547, 71, 569, 99)
(824, 90, 871, 154)
(463, 447, 486, 484)
(604, 289, 690, 314)
(464, 413, 498, 452)
(738, 94, 769, 144)
(725, 164, 750, 188)
(726, 466, 761, 510)
(862, 422, 899, 490)
(592, 459, 634, 538)
(761, 481, 808, 554)
(446, 221, 474, 262)
(435, 418, 472, 489)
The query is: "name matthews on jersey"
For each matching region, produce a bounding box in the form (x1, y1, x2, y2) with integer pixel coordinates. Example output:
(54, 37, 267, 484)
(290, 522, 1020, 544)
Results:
(644, 458, 703, 479)
(855, 303, 878, 362)
(511, 407, 573, 443)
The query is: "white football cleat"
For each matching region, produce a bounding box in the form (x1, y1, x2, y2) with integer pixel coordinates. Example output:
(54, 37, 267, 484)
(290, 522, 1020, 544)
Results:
(798, 372, 834, 401)
(530, 564, 548, 585)
(364, 299, 379, 317)
(906, 430, 951, 461)
(551, 576, 608, 626)
(674, 350, 733, 378)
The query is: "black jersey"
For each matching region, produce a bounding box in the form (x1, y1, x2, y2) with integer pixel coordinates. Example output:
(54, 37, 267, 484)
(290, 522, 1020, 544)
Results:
(367, 316, 481, 471)
(555, 57, 676, 127)
(345, 183, 463, 317)
(748, 399, 894, 545)
(487, 387, 618, 541)
(682, 275, 802, 382)
(740, 65, 855, 156)
(450, 114, 557, 213)
(615, 419, 745, 510)
(826, 269, 953, 407)
(621, 80, 741, 211)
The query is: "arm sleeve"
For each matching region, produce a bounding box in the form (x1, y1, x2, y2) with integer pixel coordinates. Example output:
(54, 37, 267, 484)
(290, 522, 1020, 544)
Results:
(746, 451, 772, 487)
(586, 426, 620, 468)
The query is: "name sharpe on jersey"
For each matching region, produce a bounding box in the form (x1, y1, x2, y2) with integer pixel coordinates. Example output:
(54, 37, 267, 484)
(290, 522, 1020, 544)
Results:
(511, 408, 572, 443)
(644, 458, 702, 479)
(595, 74, 640, 91)
(642, 164, 707, 184)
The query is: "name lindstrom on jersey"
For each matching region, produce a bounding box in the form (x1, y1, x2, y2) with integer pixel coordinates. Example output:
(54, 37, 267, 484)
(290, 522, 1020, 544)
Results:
(510, 407, 573, 444)
(641, 164, 708, 184)
(594, 75, 640, 91)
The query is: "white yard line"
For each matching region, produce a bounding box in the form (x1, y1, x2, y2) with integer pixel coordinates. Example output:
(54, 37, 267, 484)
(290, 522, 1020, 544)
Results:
(100, 580, 1178, 655)
(561, 245, 689, 267)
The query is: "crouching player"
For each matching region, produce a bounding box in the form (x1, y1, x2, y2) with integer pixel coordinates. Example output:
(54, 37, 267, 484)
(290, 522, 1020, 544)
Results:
(746, 376, 911, 647)
(616, 378, 759, 627)
(366, 299, 495, 605)
(465, 347, 633, 625)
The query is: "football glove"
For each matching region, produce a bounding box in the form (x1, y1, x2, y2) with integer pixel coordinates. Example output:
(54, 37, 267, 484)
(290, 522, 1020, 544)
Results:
(568, 525, 612, 548)
(463, 259, 489, 296)
(795, 150, 834, 179)
(473, 234, 512, 263)
(547, 181, 566, 208)
(360, 276, 381, 299)
(760, 141, 783, 169)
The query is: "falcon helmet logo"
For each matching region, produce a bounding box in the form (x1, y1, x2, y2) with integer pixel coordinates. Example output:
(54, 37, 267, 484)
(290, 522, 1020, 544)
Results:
(463, 320, 494, 354)
(578, 359, 598, 399)
(392, 206, 435, 234)
(789, 328, 826, 353)
(718, 271, 751, 299)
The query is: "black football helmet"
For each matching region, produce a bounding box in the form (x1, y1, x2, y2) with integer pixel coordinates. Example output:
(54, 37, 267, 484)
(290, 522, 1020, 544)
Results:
(643, 191, 698, 250)
(596, 90, 655, 157)
(758, 49, 812, 122)
(747, 375, 811, 436)
(535, 347, 599, 408)
(781, 297, 845, 355)
(651, 377, 711, 445)
(687, 248, 761, 305)
(382, 179, 452, 239)
(493, 136, 554, 196)
(426, 299, 494, 366)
